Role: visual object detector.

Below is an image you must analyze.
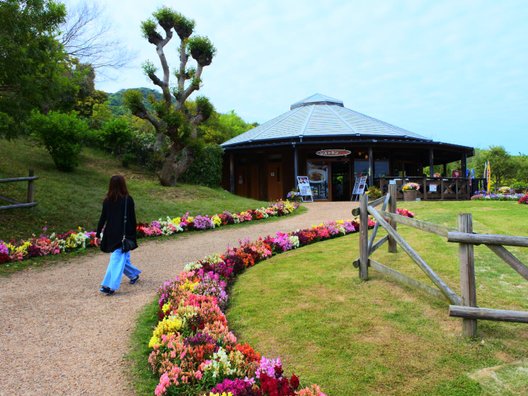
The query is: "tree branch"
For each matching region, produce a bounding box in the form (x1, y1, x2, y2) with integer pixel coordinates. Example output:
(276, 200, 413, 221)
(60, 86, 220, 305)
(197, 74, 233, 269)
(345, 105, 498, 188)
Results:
(180, 64, 203, 105)
(176, 40, 189, 107)
(155, 27, 173, 106)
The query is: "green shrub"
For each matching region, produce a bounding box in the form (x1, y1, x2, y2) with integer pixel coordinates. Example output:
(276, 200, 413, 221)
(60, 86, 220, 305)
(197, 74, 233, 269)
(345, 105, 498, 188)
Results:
(99, 117, 133, 155)
(29, 111, 88, 171)
(367, 186, 382, 199)
(180, 143, 223, 187)
(511, 181, 527, 192)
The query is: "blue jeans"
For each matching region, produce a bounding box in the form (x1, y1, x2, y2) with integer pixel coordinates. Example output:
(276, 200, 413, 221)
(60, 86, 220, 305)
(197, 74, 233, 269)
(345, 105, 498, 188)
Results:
(101, 249, 141, 291)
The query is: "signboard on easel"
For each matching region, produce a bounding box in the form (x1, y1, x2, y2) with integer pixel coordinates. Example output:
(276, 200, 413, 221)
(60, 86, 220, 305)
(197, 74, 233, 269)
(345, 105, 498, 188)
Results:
(351, 176, 368, 201)
(297, 176, 314, 202)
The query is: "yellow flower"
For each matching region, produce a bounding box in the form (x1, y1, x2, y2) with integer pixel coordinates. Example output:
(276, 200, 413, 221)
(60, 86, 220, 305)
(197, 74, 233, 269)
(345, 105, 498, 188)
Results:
(187, 216, 194, 223)
(149, 316, 183, 348)
(162, 302, 171, 314)
(148, 335, 161, 348)
(171, 217, 181, 224)
(179, 279, 198, 292)
(212, 215, 222, 226)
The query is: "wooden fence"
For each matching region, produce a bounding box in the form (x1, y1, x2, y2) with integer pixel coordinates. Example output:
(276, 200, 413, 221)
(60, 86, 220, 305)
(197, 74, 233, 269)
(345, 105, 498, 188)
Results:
(353, 184, 528, 337)
(0, 169, 38, 210)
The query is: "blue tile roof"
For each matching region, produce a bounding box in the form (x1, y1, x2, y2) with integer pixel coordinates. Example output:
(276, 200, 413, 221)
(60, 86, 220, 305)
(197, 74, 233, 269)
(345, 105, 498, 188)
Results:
(222, 93, 431, 147)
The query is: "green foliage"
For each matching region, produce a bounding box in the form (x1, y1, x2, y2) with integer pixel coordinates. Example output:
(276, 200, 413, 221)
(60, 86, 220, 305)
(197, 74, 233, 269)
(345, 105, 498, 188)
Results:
(187, 36, 216, 66)
(123, 90, 147, 115)
(140, 19, 159, 42)
(195, 96, 214, 121)
(199, 110, 255, 145)
(142, 60, 157, 76)
(29, 111, 89, 171)
(99, 117, 133, 155)
(486, 146, 514, 187)
(0, 0, 68, 137)
(172, 12, 195, 40)
(90, 102, 114, 129)
(153, 6, 177, 30)
(366, 186, 382, 199)
(180, 144, 223, 187)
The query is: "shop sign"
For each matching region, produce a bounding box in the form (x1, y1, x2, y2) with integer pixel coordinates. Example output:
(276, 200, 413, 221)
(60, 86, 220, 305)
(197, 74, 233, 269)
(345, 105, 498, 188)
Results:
(316, 149, 351, 157)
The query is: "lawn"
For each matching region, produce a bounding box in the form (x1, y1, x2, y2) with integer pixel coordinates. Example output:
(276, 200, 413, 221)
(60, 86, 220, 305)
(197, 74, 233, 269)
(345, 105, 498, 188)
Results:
(0, 138, 268, 240)
(227, 200, 528, 395)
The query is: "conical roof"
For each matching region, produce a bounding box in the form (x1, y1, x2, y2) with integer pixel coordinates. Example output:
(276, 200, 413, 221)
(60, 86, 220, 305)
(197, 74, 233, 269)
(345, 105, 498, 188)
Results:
(222, 93, 431, 147)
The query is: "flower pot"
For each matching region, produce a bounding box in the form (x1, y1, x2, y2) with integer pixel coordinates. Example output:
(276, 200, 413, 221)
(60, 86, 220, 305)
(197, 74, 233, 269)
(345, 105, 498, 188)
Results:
(403, 190, 417, 201)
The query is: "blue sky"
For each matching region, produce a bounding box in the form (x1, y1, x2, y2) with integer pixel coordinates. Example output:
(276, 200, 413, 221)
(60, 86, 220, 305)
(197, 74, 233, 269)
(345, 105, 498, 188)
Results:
(64, 0, 528, 154)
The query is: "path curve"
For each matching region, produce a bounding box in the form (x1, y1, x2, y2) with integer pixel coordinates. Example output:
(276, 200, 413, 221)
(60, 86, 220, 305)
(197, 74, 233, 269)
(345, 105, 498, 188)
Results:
(0, 202, 356, 395)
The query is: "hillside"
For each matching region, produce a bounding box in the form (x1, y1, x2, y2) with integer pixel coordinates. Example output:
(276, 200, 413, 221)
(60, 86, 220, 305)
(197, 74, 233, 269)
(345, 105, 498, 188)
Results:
(0, 138, 267, 240)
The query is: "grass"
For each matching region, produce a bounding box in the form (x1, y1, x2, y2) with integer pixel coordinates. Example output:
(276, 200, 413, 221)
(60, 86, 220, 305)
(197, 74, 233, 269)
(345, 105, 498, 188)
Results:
(226, 201, 528, 395)
(0, 138, 268, 241)
(126, 299, 160, 395)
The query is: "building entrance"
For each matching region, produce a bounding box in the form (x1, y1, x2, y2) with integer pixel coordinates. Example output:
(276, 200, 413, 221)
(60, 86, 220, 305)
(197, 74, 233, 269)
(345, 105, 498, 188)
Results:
(331, 161, 350, 201)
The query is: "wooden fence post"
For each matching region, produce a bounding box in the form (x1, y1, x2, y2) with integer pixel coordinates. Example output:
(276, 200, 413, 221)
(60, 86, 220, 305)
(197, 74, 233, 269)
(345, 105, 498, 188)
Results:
(459, 213, 477, 337)
(388, 184, 397, 253)
(27, 169, 35, 204)
(359, 193, 369, 280)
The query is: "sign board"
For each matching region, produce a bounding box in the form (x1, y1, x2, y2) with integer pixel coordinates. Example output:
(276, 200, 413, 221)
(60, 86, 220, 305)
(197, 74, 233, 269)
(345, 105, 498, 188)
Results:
(316, 149, 351, 157)
(297, 176, 314, 202)
(351, 176, 368, 201)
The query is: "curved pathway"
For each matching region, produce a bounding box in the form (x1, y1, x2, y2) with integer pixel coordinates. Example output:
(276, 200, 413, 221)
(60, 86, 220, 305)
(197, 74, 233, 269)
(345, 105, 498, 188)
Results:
(0, 202, 356, 395)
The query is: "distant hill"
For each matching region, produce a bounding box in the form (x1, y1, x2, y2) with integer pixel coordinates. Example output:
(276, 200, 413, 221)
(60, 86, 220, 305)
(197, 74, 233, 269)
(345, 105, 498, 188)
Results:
(106, 87, 164, 115)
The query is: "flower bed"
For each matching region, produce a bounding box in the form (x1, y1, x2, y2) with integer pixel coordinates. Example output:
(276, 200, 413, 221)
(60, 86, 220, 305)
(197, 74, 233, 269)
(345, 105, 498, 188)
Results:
(470, 192, 526, 201)
(0, 200, 299, 265)
(147, 210, 423, 396)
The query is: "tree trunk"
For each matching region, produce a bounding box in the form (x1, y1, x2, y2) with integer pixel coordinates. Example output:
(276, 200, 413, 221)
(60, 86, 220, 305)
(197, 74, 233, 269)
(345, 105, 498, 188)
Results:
(158, 145, 194, 186)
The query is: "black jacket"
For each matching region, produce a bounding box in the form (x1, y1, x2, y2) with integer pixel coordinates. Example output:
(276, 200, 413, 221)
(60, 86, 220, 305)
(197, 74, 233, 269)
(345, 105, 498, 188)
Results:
(96, 195, 138, 253)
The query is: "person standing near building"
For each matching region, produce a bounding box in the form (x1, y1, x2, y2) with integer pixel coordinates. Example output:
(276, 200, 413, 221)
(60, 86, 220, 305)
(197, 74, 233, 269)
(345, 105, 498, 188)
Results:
(97, 175, 141, 295)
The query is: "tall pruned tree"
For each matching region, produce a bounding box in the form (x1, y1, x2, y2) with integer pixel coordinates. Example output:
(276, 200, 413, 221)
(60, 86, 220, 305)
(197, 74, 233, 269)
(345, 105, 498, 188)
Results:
(125, 6, 216, 186)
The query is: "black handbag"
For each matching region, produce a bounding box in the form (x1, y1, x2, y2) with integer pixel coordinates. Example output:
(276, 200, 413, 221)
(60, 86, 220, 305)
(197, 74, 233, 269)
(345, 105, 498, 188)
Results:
(122, 196, 138, 253)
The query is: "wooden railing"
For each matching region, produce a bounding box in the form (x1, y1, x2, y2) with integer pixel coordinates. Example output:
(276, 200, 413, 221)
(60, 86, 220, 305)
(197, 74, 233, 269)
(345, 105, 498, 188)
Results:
(353, 185, 528, 337)
(377, 176, 486, 200)
(0, 169, 38, 210)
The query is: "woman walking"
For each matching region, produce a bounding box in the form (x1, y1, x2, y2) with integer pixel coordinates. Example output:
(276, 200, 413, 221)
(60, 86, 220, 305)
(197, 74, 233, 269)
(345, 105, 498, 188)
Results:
(97, 175, 141, 295)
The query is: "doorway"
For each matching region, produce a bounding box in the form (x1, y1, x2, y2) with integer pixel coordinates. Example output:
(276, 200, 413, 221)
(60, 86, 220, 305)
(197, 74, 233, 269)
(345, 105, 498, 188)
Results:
(267, 162, 283, 200)
(331, 161, 350, 201)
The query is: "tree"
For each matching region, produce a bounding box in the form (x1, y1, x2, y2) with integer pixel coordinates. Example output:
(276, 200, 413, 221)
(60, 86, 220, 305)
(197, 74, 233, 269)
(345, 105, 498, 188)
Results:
(59, 2, 133, 74)
(199, 110, 257, 145)
(486, 146, 515, 188)
(125, 6, 216, 186)
(0, 0, 67, 137)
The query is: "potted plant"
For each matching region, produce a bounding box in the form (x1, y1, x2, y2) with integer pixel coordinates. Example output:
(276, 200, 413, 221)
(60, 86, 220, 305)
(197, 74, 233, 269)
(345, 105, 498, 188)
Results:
(402, 182, 420, 201)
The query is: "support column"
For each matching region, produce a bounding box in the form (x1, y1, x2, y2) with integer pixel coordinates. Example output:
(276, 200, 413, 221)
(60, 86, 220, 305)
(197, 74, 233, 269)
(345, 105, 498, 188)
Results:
(293, 143, 299, 183)
(443, 163, 447, 177)
(461, 153, 467, 179)
(429, 148, 434, 177)
(368, 147, 374, 186)
(229, 153, 235, 193)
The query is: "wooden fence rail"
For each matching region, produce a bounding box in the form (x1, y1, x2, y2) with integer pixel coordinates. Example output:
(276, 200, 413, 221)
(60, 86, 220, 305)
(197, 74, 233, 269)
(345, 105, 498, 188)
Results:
(354, 186, 528, 337)
(0, 169, 38, 210)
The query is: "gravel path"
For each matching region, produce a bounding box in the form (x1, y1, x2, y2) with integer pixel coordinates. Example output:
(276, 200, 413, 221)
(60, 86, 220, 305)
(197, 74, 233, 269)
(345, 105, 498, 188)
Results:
(0, 202, 356, 395)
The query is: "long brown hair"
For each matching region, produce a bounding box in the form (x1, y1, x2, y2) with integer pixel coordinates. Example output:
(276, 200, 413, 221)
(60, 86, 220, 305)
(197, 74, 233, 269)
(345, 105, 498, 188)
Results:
(105, 175, 129, 202)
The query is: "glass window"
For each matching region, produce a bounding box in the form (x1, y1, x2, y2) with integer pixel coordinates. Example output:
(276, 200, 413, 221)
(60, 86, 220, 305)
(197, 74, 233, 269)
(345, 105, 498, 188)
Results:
(375, 160, 389, 177)
(354, 160, 369, 177)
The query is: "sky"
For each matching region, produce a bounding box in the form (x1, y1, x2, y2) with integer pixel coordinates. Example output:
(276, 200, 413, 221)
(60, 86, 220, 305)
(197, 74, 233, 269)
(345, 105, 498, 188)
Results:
(63, 0, 528, 154)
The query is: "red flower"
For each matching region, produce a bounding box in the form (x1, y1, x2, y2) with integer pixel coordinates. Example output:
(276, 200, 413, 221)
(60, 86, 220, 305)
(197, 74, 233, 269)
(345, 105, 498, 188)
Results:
(290, 374, 299, 389)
